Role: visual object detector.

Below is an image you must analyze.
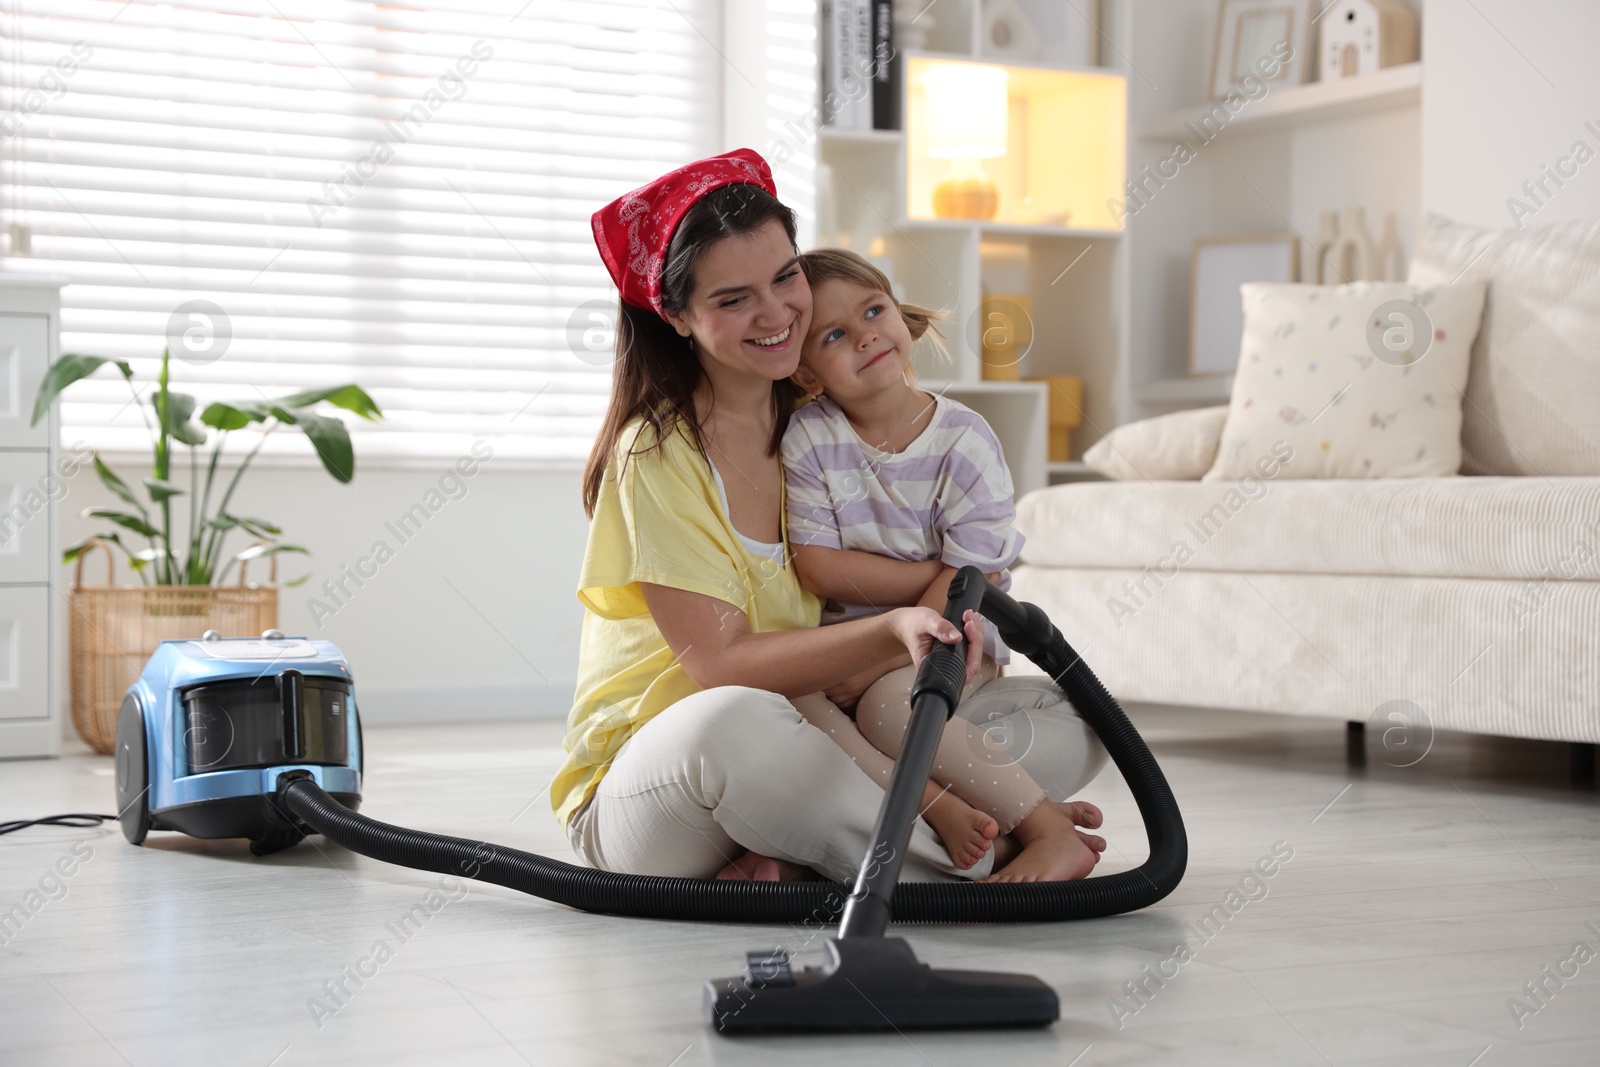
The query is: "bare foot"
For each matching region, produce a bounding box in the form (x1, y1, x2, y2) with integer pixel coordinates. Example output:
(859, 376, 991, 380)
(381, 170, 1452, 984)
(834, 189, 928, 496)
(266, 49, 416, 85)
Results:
(1059, 800, 1106, 853)
(1058, 800, 1103, 830)
(714, 850, 812, 882)
(979, 803, 1101, 883)
(989, 804, 1104, 871)
(921, 790, 999, 869)
(992, 832, 1021, 869)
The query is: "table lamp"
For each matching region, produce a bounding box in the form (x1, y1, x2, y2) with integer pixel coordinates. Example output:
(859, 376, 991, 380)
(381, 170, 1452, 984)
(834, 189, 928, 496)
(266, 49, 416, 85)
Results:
(925, 64, 1008, 220)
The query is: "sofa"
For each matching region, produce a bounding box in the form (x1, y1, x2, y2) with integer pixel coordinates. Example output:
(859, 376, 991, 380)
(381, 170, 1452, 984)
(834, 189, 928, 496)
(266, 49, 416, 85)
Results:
(1006, 214, 1600, 749)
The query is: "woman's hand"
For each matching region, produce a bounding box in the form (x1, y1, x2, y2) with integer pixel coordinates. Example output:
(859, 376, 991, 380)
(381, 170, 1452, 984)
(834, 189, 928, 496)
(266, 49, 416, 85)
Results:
(885, 607, 985, 681)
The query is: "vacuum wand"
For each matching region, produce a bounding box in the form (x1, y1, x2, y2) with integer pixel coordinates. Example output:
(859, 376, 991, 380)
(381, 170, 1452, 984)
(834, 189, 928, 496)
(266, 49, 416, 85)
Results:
(836, 568, 988, 939)
(704, 568, 1080, 1033)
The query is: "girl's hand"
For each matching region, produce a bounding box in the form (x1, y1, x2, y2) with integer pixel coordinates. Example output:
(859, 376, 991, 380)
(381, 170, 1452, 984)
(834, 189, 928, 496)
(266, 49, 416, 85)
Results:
(885, 607, 985, 681)
(825, 665, 881, 711)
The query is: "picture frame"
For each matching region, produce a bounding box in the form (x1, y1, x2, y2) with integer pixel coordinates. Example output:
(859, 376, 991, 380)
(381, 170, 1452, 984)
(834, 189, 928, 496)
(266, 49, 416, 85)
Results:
(1209, 0, 1315, 100)
(1189, 234, 1300, 378)
(988, 0, 1101, 68)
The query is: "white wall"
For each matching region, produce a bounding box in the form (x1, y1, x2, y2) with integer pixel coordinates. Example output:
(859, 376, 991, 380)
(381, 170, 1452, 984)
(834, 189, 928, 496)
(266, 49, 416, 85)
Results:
(60, 454, 589, 725)
(1422, 0, 1600, 228)
(722, 0, 819, 247)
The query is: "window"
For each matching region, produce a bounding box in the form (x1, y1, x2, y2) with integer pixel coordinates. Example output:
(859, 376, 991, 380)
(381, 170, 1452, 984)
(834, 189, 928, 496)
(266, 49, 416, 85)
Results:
(1, 0, 719, 463)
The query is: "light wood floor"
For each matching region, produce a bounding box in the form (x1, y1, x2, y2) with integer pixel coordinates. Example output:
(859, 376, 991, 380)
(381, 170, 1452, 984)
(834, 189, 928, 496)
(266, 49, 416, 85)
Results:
(3, 706, 1597, 1066)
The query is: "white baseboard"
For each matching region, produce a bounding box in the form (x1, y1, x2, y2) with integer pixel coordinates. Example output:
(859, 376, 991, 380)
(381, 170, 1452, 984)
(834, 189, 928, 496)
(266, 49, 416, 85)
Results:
(355, 681, 575, 724)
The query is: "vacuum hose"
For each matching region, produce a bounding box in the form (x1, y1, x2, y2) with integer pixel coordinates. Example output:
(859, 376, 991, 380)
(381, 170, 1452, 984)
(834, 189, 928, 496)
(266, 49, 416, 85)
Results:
(279, 569, 1186, 923)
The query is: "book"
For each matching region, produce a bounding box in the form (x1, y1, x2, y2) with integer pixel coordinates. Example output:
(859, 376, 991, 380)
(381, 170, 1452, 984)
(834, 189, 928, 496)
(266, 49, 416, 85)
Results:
(870, 0, 898, 130)
(822, 0, 857, 128)
(820, 0, 832, 125)
(850, 0, 873, 129)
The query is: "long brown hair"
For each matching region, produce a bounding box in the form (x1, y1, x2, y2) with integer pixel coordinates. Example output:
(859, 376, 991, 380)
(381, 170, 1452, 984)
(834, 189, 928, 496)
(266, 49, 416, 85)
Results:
(581, 183, 804, 517)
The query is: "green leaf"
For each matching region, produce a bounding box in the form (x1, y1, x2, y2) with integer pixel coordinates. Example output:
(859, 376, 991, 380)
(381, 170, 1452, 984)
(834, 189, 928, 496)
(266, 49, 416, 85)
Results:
(234, 542, 308, 562)
(244, 404, 297, 426)
(222, 514, 282, 538)
(154, 390, 207, 446)
(199, 401, 259, 431)
(276, 384, 383, 422)
(214, 399, 297, 426)
(230, 400, 277, 419)
(81, 506, 162, 538)
(234, 542, 310, 587)
(131, 548, 163, 565)
(62, 535, 106, 565)
(210, 512, 280, 538)
(143, 477, 185, 503)
(30, 354, 133, 427)
(63, 533, 153, 580)
(297, 413, 355, 483)
(92, 456, 147, 516)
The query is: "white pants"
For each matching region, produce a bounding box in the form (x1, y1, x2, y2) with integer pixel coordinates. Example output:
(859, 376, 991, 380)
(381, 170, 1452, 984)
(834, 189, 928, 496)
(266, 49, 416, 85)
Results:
(566, 676, 1108, 883)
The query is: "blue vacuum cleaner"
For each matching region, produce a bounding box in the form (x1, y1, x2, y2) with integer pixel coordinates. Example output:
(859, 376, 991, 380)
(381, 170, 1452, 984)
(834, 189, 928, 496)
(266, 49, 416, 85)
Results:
(114, 630, 362, 855)
(112, 569, 1188, 1034)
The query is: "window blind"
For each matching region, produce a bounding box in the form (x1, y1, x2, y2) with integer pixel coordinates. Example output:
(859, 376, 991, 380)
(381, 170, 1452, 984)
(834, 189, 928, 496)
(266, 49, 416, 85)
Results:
(0, 0, 720, 463)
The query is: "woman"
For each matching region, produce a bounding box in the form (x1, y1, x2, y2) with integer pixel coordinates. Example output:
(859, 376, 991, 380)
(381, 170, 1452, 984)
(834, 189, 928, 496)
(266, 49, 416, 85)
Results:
(552, 149, 1107, 883)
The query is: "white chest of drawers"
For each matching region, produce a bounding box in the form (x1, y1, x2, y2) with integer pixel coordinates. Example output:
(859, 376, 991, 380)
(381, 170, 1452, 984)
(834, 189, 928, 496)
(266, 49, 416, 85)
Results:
(0, 280, 65, 759)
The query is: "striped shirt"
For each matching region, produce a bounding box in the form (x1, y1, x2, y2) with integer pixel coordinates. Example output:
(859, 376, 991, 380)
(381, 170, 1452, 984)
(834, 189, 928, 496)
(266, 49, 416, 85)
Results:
(781, 392, 1023, 662)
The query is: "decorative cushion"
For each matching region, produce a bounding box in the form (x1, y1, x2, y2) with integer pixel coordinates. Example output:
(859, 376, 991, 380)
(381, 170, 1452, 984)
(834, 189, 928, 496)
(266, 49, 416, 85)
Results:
(1408, 213, 1600, 477)
(1083, 405, 1228, 481)
(1202, 280, 1487, 481)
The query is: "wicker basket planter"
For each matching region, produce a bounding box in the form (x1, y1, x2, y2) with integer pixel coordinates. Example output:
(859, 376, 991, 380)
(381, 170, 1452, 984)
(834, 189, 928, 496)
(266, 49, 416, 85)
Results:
(69, 542, 277, 755)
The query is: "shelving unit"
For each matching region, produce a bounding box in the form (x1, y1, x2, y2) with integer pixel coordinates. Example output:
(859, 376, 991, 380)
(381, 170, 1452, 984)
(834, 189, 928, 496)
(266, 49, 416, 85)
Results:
(1124, 0, 1425, 421)
(1045, 459, 1106, 482)
(1136, 62, 1422, 141)
(900, 218, 1123, 240)
(812, 3, 1132, 492)
(903, 55, 1126, 230)
(911, 47, 1116, 78)
(1134, 375, 1234, 407)
(818, 127, 903, 146)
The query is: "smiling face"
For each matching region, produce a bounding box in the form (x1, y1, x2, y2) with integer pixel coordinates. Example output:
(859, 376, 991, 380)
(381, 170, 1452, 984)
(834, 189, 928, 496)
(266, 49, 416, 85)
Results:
(662, 217, 811, 382)
(791, 277, 915, 403)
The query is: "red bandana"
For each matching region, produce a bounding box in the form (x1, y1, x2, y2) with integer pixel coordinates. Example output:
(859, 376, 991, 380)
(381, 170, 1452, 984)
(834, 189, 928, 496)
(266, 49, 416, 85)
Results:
(590, 148, 777, 316)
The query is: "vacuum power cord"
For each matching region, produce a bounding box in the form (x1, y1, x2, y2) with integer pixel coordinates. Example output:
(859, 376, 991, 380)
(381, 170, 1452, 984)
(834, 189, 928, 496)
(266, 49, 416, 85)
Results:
(1, 814, 120, 836)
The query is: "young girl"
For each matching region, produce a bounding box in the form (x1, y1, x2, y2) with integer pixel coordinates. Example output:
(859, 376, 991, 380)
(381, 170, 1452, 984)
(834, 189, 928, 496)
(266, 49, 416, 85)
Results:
(780, 249, 1107, 883)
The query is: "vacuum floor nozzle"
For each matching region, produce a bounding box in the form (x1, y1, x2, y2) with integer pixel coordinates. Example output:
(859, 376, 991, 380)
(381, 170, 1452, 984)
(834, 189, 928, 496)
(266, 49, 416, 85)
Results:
(705, 937, 1058, 1033)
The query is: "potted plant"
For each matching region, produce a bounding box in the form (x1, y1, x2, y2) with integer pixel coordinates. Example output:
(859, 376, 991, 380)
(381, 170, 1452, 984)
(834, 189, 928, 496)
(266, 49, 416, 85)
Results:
(31, 347, 381, 752)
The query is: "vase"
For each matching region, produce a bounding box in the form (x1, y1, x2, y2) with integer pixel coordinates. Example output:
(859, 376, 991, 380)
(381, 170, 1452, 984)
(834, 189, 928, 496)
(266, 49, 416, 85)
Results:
(1307, 210, 1340, 283)
(1329, 206, 1377, 283)
(1373, 211, 1406, 281)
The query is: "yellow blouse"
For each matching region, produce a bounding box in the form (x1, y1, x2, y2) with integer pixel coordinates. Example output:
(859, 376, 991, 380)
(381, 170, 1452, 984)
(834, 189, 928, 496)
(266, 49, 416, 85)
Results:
(550, 416, 821, 827)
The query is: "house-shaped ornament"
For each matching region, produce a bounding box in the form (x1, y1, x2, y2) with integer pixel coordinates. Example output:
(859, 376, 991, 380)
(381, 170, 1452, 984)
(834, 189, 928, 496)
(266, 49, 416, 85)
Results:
(1318, 0, 1418, 81)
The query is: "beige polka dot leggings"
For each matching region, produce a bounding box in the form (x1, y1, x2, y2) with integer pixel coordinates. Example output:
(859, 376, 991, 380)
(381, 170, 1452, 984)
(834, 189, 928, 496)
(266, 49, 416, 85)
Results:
(792, 659, 1107, 836)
